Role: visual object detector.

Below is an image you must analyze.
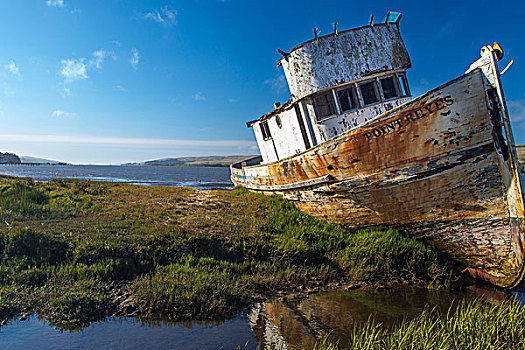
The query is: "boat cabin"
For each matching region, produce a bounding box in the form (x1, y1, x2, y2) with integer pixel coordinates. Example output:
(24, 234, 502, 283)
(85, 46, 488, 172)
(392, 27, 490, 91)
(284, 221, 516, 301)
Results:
(247, 13, 412, 164)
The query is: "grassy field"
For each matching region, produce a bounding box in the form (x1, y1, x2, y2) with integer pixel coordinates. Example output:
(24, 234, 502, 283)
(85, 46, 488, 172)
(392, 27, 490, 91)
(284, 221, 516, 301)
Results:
(0, 175, 461, 329)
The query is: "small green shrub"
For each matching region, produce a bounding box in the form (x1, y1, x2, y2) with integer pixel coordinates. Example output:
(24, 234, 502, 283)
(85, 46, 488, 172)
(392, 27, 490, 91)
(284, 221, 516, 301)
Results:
(42, 277, 111, 329)
(132, 256, 252, 319)
(3, 228, 68, 267)
(0, 284, 34, 320)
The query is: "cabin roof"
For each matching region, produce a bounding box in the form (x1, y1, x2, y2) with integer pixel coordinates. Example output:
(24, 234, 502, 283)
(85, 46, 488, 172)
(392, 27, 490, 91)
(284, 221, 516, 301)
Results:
(246, 98, 293, 128)
(276, 22, 398, 67)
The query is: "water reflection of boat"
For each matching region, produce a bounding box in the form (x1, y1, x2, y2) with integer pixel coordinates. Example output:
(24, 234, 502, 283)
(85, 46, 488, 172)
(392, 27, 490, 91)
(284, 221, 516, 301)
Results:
(231, 12, 525, 289)
(248, 287, 512, 349)
(249, 302, 316, 350)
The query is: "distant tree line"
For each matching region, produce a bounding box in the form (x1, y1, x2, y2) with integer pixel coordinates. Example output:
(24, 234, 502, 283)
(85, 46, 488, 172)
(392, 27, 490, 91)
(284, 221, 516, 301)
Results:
(0, 152, 21, 164)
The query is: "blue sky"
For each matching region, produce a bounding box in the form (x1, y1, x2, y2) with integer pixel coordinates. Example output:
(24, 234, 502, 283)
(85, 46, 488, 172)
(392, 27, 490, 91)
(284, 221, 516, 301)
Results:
(0, 0, 523, 164)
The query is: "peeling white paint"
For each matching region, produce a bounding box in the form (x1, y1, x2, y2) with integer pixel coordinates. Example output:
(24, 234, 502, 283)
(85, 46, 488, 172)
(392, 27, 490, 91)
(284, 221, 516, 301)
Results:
(280, 24, 410, 101)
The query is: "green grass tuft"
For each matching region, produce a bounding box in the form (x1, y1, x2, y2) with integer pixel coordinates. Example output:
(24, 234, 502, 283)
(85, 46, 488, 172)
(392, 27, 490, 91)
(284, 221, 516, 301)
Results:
(314, 298, 525, 350)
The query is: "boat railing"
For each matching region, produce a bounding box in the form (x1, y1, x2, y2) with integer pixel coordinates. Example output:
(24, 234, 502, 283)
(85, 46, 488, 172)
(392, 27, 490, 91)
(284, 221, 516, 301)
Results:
(230, 155, 263, 169)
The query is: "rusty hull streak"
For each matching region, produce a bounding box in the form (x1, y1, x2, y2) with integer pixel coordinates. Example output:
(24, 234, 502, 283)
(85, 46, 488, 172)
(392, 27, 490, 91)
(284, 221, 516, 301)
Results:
(231, 68, 525, 289)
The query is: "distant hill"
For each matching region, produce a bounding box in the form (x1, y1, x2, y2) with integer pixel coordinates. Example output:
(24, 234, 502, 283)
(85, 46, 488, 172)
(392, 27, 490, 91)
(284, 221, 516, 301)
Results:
(0, 152, 21, 164)
(125, 155, 259, 167)
(19, 156, 68, 165)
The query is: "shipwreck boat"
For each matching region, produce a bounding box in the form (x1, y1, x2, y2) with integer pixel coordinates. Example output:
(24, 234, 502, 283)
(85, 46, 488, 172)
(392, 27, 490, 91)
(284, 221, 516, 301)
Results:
(230, 13, 525, 289)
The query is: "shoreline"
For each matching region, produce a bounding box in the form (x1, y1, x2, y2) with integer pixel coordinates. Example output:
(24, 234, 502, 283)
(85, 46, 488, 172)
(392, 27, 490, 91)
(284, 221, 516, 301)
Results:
(0, 163, 230, 168)
(0, 168, 234, 190)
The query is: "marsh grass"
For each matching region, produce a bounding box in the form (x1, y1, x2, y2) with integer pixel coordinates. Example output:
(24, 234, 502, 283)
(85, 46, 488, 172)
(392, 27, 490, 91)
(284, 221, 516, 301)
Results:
(0, 176, 462, 329)
(41, 275, 111, 329)
(315, 298, 525, 350)
(0, 181, 49, 217)
(132, 256, 252, 319)
(0, 177, 102, 220)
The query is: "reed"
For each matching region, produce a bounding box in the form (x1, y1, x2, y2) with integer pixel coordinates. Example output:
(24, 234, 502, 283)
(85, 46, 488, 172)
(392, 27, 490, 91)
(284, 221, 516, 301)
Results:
(131, 256, 252, 319)
(315, 298, 525, 350)
(0, 181, 49, 216)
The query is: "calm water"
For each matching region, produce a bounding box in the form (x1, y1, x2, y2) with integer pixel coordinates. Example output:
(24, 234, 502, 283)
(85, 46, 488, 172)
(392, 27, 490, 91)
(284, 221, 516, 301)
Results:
(0, 164, 233, 190)
(0, 315, 256, 350)
(0, 286, 523, 350)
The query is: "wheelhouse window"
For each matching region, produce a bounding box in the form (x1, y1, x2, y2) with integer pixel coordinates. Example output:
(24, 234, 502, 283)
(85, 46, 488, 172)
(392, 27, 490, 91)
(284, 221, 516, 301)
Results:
(359, 81, 379, 106)
(309, 73, 410, 124)
(380, 76, 399, 100)
(313, 92, 336, 120)
(397, 74, 409, 96)
(260, 120, 271, 140)
(337, 85, 359, 112)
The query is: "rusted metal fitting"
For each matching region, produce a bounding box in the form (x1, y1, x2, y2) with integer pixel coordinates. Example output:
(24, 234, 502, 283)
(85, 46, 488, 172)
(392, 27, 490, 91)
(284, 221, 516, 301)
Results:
(481, 42, 504, 61)
(492, 42, 504, 61)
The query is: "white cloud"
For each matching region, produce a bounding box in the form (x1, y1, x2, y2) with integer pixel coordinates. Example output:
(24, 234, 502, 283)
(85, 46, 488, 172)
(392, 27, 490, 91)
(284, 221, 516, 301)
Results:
(264, 74, 287, 92)
(0, 134, 256, 148)
(51, 110, 75, 118)
(3, 83, 15, 96)
(46, 0, 64, 7)
(59, 49, 116, 92)
(89, 49, 116, 69)
(193, 92, 205, 101)
(130, 48, 140, 69)
(4, 61, 21, 78)
(114, 85, 127, 92)
(60, 58, 87, 82)
(91, 51, 105, 69)
(228, 98, 238, 103)
(60, 85, 71, 96)
(509, 99, 525, 123)
(144, 5, 178, 26)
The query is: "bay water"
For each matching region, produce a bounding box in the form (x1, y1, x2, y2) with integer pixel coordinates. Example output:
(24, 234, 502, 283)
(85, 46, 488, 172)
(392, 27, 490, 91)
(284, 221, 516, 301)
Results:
(0, 164, 233, 190)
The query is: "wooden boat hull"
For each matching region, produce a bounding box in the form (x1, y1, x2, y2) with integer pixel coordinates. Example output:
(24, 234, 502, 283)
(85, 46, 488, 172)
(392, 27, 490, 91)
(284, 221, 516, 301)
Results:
(231, 68, 525, 289)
